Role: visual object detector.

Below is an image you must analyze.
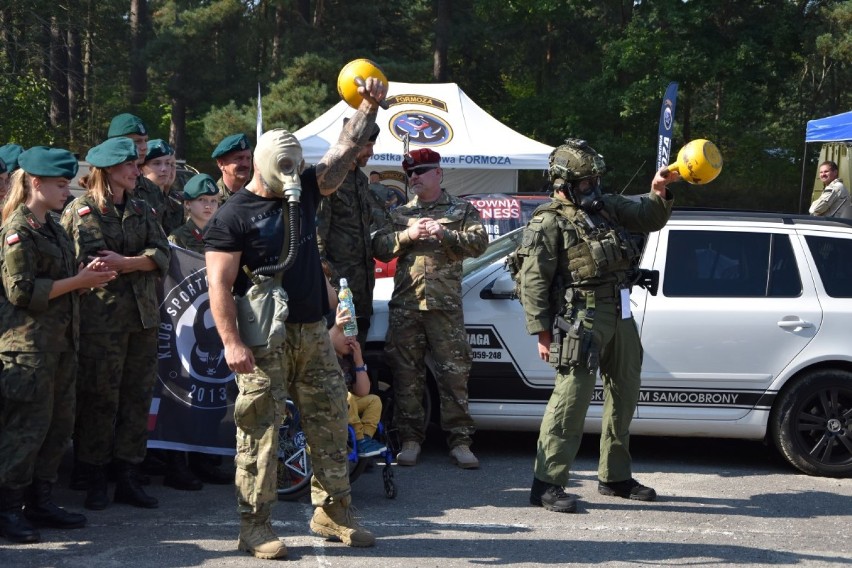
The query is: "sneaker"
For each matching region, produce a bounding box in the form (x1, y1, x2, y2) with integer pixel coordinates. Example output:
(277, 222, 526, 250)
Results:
(598, 478, 657, 501)
(396, 441, 421, 466)
(310, 496, 375, 547)
(357, 436, 387, 458)
(449, 445, 479, 469)
(530, 477, 577, 513)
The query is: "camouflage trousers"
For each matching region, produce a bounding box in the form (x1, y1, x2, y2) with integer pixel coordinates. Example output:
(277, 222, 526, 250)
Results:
(384, 308, 475, 448)
(535, 302, 642, 486)
(234, 320, 350, 521)
(0, 350, 77, 489)
(74, 329, 158, 466)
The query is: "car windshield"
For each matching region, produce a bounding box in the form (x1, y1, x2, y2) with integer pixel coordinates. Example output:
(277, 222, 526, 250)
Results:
(463, 228, 524, 277)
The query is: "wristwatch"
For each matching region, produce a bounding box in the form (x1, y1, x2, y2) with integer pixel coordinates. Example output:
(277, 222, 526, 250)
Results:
(354, 364, 368, 373)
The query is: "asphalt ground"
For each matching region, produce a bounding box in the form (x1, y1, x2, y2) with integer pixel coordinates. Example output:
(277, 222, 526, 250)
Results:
(1, 430, 851, 567)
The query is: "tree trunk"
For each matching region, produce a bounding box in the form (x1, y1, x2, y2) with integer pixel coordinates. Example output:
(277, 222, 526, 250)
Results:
(270, 1, 285, 80)
(129, 0, 148, 108)
(49, 14, 69, 140)
(433, 0, 450, 81)
(67, 0, 84, 144)
(170, 95, 187, 160)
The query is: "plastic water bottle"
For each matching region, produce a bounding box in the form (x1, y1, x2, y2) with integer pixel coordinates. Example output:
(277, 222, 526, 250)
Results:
(338, 278, 359, 337)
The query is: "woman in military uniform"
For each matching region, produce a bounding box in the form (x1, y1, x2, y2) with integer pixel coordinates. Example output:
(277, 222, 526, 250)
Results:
(0, 147, 117, 543)
(168, 173, 219, 253)
(139, 139, 184, 234)
(60, 137, 170, 512)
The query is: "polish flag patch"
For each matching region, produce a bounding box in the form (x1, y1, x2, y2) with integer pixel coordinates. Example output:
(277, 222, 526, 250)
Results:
(77, 205, 92, 216)
(5, 233, 20, 245)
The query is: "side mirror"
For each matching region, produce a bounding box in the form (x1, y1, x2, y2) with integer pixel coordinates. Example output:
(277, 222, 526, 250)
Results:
(481, 271, 516, 300)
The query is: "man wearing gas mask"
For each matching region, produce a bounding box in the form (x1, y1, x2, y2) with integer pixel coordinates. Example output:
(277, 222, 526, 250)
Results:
(204, 78, 385, 559)
(516, 139, 678, 514)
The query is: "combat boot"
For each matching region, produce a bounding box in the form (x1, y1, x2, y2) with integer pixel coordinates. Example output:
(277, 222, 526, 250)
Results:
(24, 479, 86, 529)
(69, 459, 89, 491)
(84, 464, 109, 511)
(529, 477, 577, 513)
(237, 515, 288, 559)
(449, 445, 480, 469)
(163, 451, 203, 491)
(396, 441, 421, 466)
(310, 495, 376, 547)
(113, 460, 158, 509)
(0, 487, 40, 543)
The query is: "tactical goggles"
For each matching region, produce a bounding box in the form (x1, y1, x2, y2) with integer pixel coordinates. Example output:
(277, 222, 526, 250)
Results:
(406, 165, 438, 178)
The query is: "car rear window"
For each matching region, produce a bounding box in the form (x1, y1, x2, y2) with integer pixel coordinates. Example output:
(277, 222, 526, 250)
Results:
(805, 235, 852, 298)
(663, 230, 801, 298)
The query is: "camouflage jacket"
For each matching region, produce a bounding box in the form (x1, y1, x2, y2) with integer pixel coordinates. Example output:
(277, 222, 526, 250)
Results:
(316, 168, 391, 316)
(134, 175, 185, 235)
(517, 191, 672, 335)
(373, 189, 487, 311)
(168, 218, 205, 254)
(217, 177, 243, 204)
(0, 204, 78, 352)
(61, 194, 170, 332)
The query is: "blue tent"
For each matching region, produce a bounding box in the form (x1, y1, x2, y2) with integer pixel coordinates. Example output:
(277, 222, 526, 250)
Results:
(806, 111, 852, 143)
(801, 111, 852, 212)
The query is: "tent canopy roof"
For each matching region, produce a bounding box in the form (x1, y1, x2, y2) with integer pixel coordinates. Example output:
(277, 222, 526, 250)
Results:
(806, 111, 852, 143)
(294, 81, 554, 170)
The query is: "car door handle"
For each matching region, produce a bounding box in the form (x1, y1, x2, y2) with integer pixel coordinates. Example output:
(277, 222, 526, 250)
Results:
(777, 318, 814, 330)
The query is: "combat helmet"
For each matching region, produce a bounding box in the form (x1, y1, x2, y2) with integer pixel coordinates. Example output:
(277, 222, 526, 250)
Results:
(548, 138, 606, 183)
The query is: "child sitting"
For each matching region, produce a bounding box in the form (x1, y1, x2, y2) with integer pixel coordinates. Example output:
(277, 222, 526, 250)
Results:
(329, 304, 387, 458)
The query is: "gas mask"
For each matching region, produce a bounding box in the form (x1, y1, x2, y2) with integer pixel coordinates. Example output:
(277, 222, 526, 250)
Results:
(568, 176, 604, 213)
(255, 129, 305, 202)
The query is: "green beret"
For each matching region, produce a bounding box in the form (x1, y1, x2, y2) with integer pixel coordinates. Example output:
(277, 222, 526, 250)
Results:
(145, 139, 174, 162)
(0, 158, 6, 175)
(0, 144, 24, 172)
(108, 113, 148, 138)
(17, 146, 79, 179)
(211, 133, 251, 158)
(183, 174, 219, 201)
(86, 137, 138, 168)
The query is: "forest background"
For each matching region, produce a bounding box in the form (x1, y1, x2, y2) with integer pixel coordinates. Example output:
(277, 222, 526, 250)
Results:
(0, 0, 849, 211)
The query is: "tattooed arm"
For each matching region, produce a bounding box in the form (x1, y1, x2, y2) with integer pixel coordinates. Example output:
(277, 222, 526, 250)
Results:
(316, 77, 386, 196)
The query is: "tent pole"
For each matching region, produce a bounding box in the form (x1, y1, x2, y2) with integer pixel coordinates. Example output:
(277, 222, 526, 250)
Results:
(799, 142, 810, 214)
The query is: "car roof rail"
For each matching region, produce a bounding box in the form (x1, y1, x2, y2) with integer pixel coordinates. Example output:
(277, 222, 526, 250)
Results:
(671, 208, 852, 228)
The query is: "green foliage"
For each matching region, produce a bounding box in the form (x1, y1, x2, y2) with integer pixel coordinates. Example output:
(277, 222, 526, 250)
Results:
(1, 0, 849, 211)
(0, 65, 51, 146)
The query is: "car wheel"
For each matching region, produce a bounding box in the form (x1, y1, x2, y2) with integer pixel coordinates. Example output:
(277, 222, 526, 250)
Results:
(770, 370, 852, 477)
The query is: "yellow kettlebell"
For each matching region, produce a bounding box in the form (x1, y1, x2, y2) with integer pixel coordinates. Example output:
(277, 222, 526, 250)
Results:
(337, 58, 388, 109)
(668, 139, 723, 185)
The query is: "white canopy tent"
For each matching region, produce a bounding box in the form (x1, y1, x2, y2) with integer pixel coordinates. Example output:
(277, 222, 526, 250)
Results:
(294, 81, 554, 198)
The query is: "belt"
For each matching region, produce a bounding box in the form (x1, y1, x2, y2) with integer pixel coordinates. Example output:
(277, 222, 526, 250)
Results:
(575, 284, 620, 300)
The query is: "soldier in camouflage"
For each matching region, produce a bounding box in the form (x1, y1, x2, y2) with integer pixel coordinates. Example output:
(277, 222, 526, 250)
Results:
(372, 148, 488, 469)
(212, 133, 252, 203)
(61, 137, 170, 512)
(0, 147, 117, 544)
(139, 139, 185, 235)
(519, 139, 677, 513)
(205, 78, 385, 560)
(316, 120, 389, 348)
(169, 174, 219, 254)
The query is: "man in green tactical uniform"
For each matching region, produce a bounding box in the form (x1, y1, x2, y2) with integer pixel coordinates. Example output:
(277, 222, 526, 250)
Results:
(518, 139, 678, 513)
(212, 133, 252, 203)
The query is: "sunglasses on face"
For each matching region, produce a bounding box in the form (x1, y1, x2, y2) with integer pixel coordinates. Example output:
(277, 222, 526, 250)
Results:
(406, 166, 438, 178)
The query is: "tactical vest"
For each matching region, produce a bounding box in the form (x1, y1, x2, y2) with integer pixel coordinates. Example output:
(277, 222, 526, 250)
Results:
(509, 199, 641, 306)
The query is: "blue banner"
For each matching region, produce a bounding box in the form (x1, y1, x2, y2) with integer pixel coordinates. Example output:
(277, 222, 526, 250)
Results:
(656, 82, 678, 171)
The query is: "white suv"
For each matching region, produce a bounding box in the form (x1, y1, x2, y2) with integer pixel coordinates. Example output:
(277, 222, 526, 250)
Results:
(366, 210, 852, 478)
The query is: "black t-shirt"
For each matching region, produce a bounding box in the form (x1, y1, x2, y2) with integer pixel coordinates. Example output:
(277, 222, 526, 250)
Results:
(203, 167, 328, 323)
